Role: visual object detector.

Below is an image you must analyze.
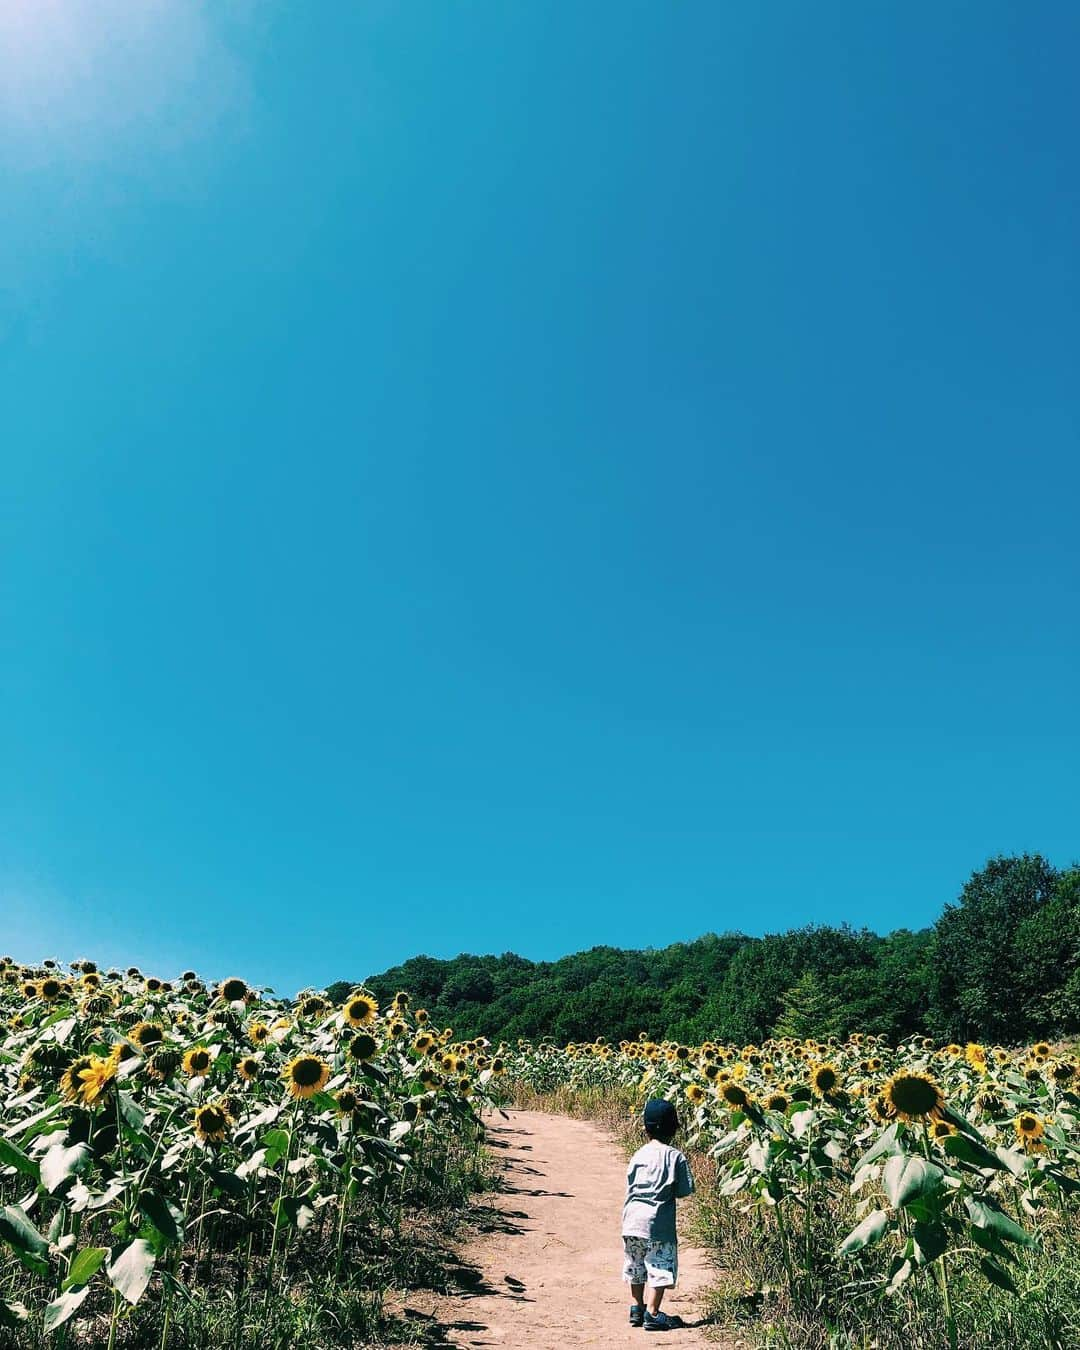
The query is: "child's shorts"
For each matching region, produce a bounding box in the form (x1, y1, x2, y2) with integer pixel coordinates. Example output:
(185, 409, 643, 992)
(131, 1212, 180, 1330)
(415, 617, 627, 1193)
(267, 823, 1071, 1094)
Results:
(622, 1236, 678, 1288)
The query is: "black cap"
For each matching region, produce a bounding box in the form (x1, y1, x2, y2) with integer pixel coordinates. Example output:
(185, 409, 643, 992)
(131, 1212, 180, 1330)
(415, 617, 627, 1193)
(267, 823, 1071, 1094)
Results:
(643, 1098, 678, 1136)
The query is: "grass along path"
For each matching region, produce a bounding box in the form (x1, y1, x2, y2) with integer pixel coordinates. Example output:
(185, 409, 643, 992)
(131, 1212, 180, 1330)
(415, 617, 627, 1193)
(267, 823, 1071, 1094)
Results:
(413, 1108, 735, 1348)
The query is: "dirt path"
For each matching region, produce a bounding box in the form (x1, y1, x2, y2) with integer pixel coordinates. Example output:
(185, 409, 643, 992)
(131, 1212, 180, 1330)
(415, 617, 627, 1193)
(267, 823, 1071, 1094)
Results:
(412, 1109, 736, 1348)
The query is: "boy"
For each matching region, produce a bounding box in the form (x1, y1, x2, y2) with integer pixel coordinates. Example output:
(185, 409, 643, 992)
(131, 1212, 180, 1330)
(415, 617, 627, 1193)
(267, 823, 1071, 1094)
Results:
(622, 1098, 694, 1331)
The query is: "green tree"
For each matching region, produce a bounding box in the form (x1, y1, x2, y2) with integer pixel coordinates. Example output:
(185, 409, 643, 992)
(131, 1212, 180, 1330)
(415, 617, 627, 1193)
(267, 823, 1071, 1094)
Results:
(771, 970, 842, 1039)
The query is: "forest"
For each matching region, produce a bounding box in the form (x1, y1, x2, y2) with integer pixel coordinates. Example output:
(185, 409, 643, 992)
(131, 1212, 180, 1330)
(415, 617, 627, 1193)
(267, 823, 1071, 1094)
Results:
(333, 855, 1080, 1046)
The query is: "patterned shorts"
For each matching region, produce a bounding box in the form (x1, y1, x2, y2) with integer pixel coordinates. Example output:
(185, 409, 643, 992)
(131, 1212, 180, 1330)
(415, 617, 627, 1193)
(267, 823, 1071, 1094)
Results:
(622, 1236, 679, 1287)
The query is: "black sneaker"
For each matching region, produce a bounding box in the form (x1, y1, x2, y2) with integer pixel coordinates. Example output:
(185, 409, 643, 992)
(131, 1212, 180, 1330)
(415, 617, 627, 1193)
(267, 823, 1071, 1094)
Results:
(629, 1304, 645, 1327)
(644, 1310, 683, 1332)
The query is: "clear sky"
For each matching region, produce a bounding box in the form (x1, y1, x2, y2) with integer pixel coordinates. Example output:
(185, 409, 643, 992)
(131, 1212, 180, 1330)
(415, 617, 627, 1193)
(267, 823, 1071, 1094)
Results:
(2, 3, 1078, 995)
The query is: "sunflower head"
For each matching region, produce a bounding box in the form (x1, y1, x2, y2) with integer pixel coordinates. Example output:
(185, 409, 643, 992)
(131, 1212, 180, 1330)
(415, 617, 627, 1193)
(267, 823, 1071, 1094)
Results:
(764, 1091, 790, 1114)
(883, 1070, 945, 1122)
(335, 1086, 360, 1114)
(811, 1063, 840, 1097)
(393, 991, 410, 1011)
(220, 977, 248, 1003)
(130, 1021, 165, 1052)
(349, 1033, 378, 1063)
(248, 1021, 270, 1046)
(1032, 1042, 1051, 1059)
(194, 1102, 232, 1144)
(415, 1009, 429, 1024)
(148, 1047, 182, 1080)
(237, 1056, 260, 1082)
(1016, 1113, 1049, 1153)
(686, 1083, 706, 1105)
(183, 1046, 213, 1077)
(930, 1119, 956, 1141)
(283, 1054, 330, 1100)
(344, 994, 378, 1028)
(869, 1093, 897, 1125)
(300, 995, 329, 1019)
(720, 1081, 753, 1111)
(60, 1056, 94, 1102)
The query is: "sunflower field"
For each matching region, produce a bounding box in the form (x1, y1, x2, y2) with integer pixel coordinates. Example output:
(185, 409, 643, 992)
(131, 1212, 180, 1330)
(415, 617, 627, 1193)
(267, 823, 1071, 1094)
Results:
(0, 957, 507, 1348)
(508, 1033, 1080, 1348)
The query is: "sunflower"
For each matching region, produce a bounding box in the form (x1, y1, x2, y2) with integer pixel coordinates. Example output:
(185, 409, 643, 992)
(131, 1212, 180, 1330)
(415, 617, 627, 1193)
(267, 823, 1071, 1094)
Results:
(419, 1066, 440, 1087)
(975, 1089, 1004, 1117)
(130, 1021, 165, 1052)
(415, 1009, 429, 1024)
(80, 972, 102, 990)
(344, 994, 378, 1027)
(930, 1119, 956, 1140)
(21, 980, 38, 999)
(145, 977, 163, 993)
(349, 1033, 378, 1063)
(60, 1056, 94, 1102)
(1015, 1112, 1047, 1155)
(335, 1086, 360, 1114)
(1032, 1042, 1051, 1060)
(965, 1043, 987, 1072)
(720, 1081, 753, 1111)
(194, 1102, 232, 1144)
(183, 1046, 213, 1077)
(810, 1063, 840, 1097)
(764, 1091, 790, 1114)
(1051, 1059, 1075, 1085)
(869, 1093, 897, 1125)
(77, 1049, 121, 1105)
(388, 1019, 407, 1038)
(148, 1048, 181, 1080)
(220, 977, 248, 1003)
(237, 1056, 260, 1082)
(181, 970, 197, 982)
(457, 1077, 473, 1097)
(686, 1083, 706, 1106)
(490, 1057, 506, 1075)
(283, 1054, 330, 1100)
(882, 1070, 945, 1123)
(248, 1021, 270, 1046)
(413, 1033, 436, 1054)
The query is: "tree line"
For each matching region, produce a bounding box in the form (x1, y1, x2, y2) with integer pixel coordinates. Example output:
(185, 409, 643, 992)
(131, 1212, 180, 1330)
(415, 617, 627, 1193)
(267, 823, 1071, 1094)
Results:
(329, 855, 1080, 1046)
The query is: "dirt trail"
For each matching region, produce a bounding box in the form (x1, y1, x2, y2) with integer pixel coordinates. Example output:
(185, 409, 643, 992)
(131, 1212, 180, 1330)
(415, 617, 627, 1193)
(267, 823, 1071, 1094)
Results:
(414, 1109, 737, 1348)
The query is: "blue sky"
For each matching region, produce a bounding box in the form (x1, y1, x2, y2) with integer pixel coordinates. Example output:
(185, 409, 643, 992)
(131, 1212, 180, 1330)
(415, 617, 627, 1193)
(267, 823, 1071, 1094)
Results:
(2, 3, 1077, 994)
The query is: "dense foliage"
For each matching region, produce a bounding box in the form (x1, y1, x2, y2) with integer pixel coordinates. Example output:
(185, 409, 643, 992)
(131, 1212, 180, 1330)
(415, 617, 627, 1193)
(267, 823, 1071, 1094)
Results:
(0, 961, 503, 1347)
(342, 855, 1080, 1046)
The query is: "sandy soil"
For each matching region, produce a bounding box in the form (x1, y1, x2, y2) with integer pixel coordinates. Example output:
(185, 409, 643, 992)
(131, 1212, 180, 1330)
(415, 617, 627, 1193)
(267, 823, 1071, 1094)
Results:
(410, 1108, 739, 1348)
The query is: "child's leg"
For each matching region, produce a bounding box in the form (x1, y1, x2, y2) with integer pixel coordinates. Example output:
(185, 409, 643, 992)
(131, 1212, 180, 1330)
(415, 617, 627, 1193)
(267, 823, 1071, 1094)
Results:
(631, 1282, 645, 1307)
(645, 1284, 665, 1315)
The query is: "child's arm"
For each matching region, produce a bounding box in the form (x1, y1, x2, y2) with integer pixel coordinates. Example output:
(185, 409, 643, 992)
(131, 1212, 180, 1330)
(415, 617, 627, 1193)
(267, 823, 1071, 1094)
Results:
(675, 1152, 694, 1199)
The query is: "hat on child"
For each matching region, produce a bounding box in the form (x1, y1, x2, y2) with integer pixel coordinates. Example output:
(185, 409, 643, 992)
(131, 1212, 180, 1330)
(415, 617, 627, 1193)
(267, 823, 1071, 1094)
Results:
(643, 1098, 679, 1136)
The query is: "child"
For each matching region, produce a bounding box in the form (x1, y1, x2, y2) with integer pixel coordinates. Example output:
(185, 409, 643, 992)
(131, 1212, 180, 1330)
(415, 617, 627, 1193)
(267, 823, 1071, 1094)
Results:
(622, 1098, 694, 1331)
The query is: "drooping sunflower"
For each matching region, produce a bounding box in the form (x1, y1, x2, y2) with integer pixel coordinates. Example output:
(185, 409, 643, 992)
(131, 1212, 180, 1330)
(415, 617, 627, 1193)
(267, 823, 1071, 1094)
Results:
(220, 977, 249, 1003)
(145, 977, 163, 993)
(720, 1080, 753, 1111)
(415, 1009, 429, 1024)
(344, 994, 378, 1027)
(490, 1057, 506, 1075)
(349, 1033, 378, 1063)
(764, 1091, 790, 1114)
(810, 1063, 840, 1098)
(930, 1119, 956, 1141)
(457, 1077, 474, 1097)
(388, 1019, 407, 1038)
(1032, 1042, 1051, 1060)
(21, 979, 39, 1000)
(237, 1055, 260, 1082)
(130, 1021, 165, 1053)
(300, 995, 329, 1019)
(882, 1070, 945, 1123)
(1051, 1059, 1075, 1085)
(413, 1033, 436, 1055)
(335, 1086, 360, 1114)
(686, 1083, 706, 1106)
(393, 991, 410, 1011)
(148, 1048, 181, 1081)
(975, 1089, 1004, 1118)
(869, 1093, 897, 1125)
(248, 1021, 270, 1046)
(283, 1054, 330, 1100)
(183, 1046, 213, 1077)
(194, 1102, 232, 1144)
